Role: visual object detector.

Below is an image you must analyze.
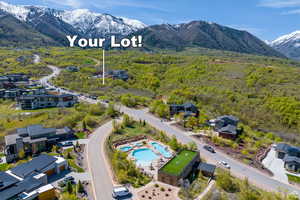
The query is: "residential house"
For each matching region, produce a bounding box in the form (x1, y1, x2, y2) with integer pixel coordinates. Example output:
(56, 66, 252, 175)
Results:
(18, 94, 78, 110)
(5, 125, 73, 163)
(210, 115, 239, 139)
(274, 143, 300, 173)
(169, 103, 199, 118)
(106, 70, 129, 81)
(0, 154, 67, 200)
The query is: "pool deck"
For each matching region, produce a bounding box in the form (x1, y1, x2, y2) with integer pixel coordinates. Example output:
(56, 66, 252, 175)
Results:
(115, 139, 174, 178)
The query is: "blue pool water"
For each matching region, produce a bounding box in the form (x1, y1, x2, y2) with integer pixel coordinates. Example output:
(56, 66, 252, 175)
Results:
(151, 142, 172, 158)
(120, 146, 132, 152)
(132, 148, 158, 166)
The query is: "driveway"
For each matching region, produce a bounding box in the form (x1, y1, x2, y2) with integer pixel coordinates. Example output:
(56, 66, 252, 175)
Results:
(262, 147, 289, 183)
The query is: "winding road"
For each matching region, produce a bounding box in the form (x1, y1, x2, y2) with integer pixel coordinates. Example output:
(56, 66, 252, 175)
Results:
(39, 58, 300, 199)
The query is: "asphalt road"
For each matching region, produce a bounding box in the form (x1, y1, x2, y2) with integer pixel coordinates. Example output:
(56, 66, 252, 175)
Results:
(40, 62, 300, 198)
(86, 121, 115, 200)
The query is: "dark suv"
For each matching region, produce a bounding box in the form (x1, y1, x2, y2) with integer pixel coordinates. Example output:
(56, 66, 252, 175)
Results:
(203, 145, 215, 153)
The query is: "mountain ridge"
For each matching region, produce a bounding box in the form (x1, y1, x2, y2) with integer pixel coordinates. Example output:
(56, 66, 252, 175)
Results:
(270, 31, 300, 60)
(0, 1, 285, 58)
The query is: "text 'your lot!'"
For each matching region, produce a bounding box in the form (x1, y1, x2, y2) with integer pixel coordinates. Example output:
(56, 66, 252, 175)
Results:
(66, 35, 143, 48)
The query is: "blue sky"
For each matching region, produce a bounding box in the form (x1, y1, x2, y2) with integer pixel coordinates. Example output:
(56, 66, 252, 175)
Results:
(8, 0, 300, 40)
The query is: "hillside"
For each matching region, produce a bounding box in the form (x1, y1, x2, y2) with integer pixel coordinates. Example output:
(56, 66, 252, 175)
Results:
(0, 10, 59, 47)
(41, 47, 300, 144)
(133, 21, 284, 57)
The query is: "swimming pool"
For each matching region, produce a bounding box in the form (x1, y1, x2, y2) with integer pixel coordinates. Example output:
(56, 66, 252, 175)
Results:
(119, 146, 133, 152)
(131, 148, 158, 166)
(151, 142, 172, 158)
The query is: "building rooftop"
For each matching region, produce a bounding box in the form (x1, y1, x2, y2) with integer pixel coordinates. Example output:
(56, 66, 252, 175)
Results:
(160, 150, 198, 176)
(216, 115, 239, 123)
(17, 124, 56, 138)
(10, 154, 57, 178)
(0, 172, 19, 191)
(217, 124, 237, 135)
(198, 162, 216, 174)
(283, 155, 300, 164)
(0, 175, 43, 200)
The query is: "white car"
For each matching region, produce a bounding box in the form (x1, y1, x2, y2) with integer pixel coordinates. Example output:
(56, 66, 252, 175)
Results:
(112, 186, 130, 199)
(219, 161, 231, 169)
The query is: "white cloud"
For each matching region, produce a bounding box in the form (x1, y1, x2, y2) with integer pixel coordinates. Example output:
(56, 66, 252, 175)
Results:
(282, 9, 300, 14)
(43, 0, 82, 8)
(258, 0, 300, 8)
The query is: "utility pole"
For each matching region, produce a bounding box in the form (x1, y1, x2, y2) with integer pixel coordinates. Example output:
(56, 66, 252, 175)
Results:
(102, 48, 105, 85)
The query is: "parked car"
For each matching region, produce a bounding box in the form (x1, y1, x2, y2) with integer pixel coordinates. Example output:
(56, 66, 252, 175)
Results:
(112, 186, 131, 199)
(219, 161, 231, 169)
(64, 176, 75, 182)
(58, 141, 73, 147)
(203, 145, 215, 153)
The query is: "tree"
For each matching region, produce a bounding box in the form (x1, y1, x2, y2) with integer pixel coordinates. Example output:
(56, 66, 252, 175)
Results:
(122, 114, 132, 127)
(106, 103, 118, 118)
(77, 180, 85, 194)
(187, 142, 197, 151)
(66, 181, 73, 194)
(186, 117, 198, 129)
(216, 171, 239, 193)
(18, 149, 25, 160)
(82, 120, 87, 131)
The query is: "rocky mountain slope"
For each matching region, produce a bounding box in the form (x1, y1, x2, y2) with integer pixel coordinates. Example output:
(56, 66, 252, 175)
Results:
(133, 21, 284, 57)
(269, 31, 300, 60)
(0, 1, 285, 58)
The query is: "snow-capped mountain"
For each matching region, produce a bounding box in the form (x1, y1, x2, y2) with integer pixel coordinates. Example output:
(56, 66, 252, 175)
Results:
(269, 31, 300, 60)
(59, 9, 146, 37)
(0, 1, 146, 39)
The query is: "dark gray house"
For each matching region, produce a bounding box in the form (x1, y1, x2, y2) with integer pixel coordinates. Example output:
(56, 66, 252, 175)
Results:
(5, 125, 73, 163)
(18, 94, 78, 110)
(0, 154, 67, 200)
(106, 70, 129, 81)
(169, 103, 199, 118)
(275, 143, 300, 173)
(210, 115, 239, 139)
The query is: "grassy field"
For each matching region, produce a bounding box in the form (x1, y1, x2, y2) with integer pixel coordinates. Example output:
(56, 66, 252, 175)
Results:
(160, 150, 197, 176)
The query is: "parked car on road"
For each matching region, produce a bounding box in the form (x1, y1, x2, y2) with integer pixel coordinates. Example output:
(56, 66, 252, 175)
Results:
(203, 145, 215, 153)
(112, 186, 131, 199)
(58, 141, 73, 147)
(219, 161, 231, 169)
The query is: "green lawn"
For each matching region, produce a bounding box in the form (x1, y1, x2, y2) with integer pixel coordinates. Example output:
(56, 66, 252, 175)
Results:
(287, 173, 300, 184)
(161, 150, 198, 176)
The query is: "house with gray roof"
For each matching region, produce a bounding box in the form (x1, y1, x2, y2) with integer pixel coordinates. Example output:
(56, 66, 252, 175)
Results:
(17, 93, 78, 110)
(5, 125, 73, 163)
(169, 102, 199, 118)
(0, 154, 67, 200)
(274, 143, 300, 173)
(210, 115, 239, 139)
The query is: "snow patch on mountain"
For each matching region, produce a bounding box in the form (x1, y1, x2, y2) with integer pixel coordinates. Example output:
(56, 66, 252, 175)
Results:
(59, 9, 146, 36)
(0, 1, 146, 36)
(0, 1, 29, 21)
(271, 30, 300, 46)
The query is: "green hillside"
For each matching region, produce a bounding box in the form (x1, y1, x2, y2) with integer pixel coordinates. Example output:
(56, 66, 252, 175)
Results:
(41, 47, 300, 144)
